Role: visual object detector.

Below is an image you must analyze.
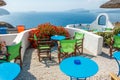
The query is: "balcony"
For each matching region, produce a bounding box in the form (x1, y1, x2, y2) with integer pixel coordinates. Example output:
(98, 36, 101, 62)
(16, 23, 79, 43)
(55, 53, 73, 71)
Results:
(0, 27, 117, 80)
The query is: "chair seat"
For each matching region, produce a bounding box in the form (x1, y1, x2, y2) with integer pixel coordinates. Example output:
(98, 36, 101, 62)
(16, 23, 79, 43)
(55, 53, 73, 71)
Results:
(0, 55, 7, 63)
(38, 45, 50, 49)
(113, 44, 120, 48)
(0, 60, 7, 63)
(60, 48, 74, 53)
(58, 39, 76, 63)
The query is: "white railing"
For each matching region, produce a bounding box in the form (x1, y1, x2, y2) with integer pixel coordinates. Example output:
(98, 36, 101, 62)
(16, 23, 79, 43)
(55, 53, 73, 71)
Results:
(65, 27, 103, 56)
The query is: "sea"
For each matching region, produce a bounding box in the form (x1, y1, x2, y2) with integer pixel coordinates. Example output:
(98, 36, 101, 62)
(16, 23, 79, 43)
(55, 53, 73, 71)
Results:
(0, 12, 120, 29)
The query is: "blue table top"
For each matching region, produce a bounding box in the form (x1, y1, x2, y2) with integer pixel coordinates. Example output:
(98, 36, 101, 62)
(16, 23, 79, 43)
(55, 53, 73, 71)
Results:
(113, 51, 120, 60)
(51, 35, 66, 41)
(60, 56, 98, 78)
(0, 62, 20, 80)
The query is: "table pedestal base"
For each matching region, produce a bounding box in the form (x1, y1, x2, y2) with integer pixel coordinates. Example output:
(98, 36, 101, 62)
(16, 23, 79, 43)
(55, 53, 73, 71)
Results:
(115, 58, 120, 76)
(70, 77, 86, 80)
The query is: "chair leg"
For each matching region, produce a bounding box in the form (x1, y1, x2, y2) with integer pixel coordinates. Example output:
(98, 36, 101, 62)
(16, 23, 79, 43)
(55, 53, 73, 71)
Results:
(47, 51, 49, 57)
(73, 52, 76, 56)
(14, 57, 22, 69)
(109, 46, 113, 58)
(47, 51, 51, 60)
(37, 49, 41, 61)
(81, 47, 83, 54)
(77, 48, 81, 55)
(14, 58, 17, 63)
(49, 52, 51, 60)
(58, 53, 61, 64)
(19, 55, 22, 69)
(20, 59, 23, 69)
(38, 52, 41, 62)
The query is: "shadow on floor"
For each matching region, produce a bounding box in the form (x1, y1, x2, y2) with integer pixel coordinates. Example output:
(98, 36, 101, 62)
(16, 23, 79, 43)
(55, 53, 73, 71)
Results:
(99, 52, 114, 59)
(40, 56, 59, 68)
(15, 48, 36, 80)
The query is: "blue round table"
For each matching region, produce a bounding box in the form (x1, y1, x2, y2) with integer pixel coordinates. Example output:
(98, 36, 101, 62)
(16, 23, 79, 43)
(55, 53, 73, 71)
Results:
(113, 51, 120, 76)
(51, 35, 66, 41)
(51, 35, 66, 51)
(60, 56, 98, 80)
(0, 62, 21, 80)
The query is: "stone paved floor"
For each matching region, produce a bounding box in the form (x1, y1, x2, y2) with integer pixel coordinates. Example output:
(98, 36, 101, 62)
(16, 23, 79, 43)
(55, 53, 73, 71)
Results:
(15, 48, 119, 80)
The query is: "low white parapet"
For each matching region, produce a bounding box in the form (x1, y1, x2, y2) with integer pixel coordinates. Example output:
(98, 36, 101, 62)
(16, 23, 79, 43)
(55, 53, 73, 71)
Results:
(13, 30, 31, 61)
(0, 26, 103, 60)
(0, 34, 17, 45)
(65, 27, 103, 56)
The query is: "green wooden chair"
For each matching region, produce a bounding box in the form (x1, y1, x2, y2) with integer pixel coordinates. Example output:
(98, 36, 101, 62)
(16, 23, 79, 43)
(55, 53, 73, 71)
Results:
(58, 39, 76, 63)
(0, 41, 22, 68)
(34, 34, 54, 61)
(73, 32, 84, 54)
(110, 35, 120, 57)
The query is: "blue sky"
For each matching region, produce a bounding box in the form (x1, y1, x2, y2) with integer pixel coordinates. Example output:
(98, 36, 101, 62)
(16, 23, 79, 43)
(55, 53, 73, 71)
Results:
(2, 0, 109, 12)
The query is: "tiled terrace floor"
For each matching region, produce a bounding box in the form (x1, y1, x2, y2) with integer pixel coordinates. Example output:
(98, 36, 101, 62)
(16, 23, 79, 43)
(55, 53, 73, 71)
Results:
(16, 48, 119, 80)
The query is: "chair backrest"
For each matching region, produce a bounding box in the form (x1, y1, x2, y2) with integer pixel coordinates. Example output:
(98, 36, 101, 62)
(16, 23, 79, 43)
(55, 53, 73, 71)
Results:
(113, 35, 120, 48)
(74, 32, 84, 40)
(34, 34, 38, 41)
(17, 25, 25, 33)
(33, 34, 50, 41)
(34, 34, 53, 48)
(60, 39, 76, 53)
(110, 72, 120, 80)
(6, 41, 22, 61)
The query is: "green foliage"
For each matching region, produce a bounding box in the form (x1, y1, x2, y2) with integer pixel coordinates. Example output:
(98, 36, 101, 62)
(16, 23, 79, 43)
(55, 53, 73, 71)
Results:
(96, 32, 113, 47)
(96, 25, 120, 47)
(113, 26, 120, 35)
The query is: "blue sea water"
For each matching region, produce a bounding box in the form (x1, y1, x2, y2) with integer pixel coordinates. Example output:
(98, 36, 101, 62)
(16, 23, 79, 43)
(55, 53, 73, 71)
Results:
(0, 12, 120, 29)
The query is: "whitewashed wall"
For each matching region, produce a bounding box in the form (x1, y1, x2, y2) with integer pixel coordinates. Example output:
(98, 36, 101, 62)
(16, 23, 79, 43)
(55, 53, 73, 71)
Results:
(0, 34, 17, 45)
(13, 30, 31, 61)
(0, 27, 103, 60)
(65, 27, 103, 56)
(90, 13, 114, 31)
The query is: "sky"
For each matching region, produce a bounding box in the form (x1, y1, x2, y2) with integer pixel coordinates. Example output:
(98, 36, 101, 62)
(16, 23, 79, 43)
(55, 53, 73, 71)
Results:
(1, 0, 109, 12)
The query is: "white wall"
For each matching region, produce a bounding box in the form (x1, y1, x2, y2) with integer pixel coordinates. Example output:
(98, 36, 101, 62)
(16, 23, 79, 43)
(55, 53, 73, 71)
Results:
(90, 13, 114, 31)
(0, 34, 17, 45)
(12, 30, 31, 61)
(65, 27, 103, 56)
(0, 27, 103, 60)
